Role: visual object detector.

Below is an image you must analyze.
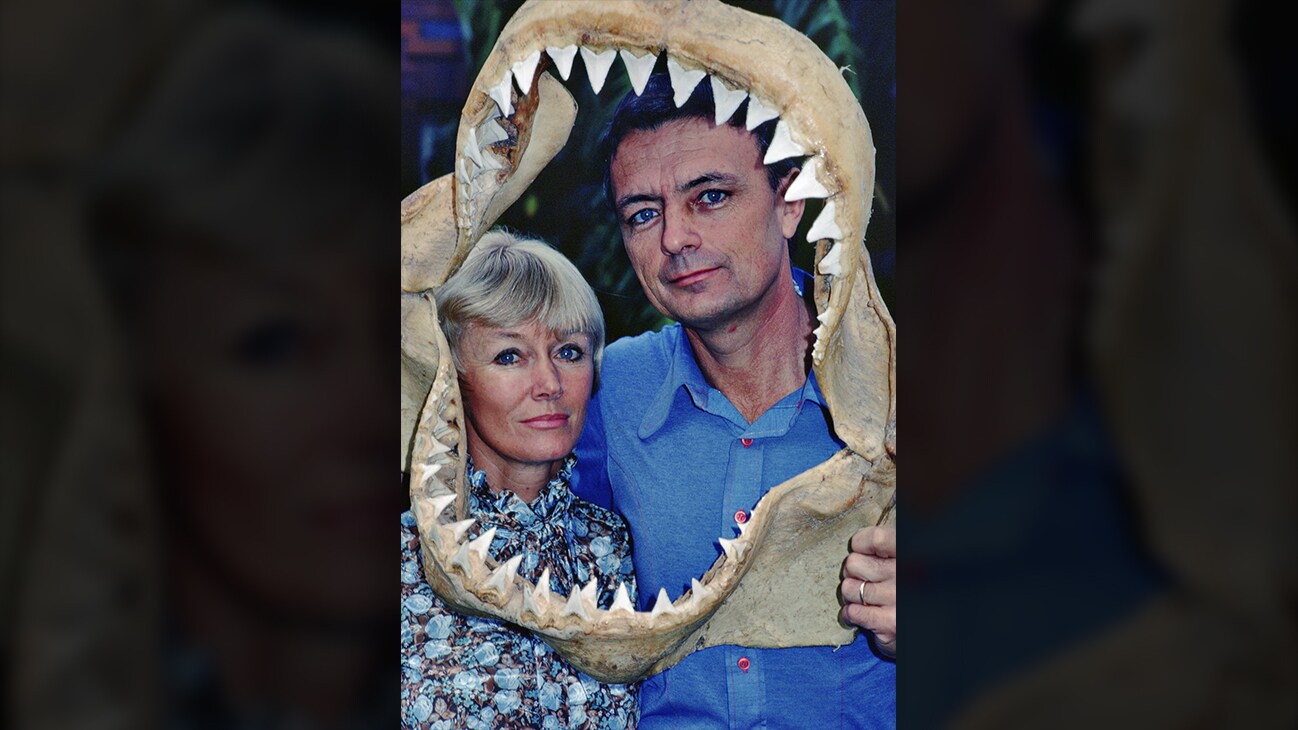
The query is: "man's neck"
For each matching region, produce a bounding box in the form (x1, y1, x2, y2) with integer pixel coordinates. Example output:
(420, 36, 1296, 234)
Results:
(684, 272, 814, 423)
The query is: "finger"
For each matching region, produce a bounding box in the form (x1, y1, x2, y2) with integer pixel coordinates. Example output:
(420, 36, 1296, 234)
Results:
(840, 577, 895, 607)
(850, 525, 896, 559)
(844, 552, 895, 583)
(842, 602, 896, 639)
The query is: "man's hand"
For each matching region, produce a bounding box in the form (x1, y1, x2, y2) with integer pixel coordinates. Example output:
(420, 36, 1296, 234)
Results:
(840, 525, 896, 658)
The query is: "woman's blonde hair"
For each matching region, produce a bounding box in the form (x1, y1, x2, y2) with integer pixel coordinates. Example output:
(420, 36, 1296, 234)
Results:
(436, 230, 605, 379)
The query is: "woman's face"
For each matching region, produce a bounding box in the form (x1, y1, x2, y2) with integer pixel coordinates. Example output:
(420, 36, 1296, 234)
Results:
(456, 318, 594, 477)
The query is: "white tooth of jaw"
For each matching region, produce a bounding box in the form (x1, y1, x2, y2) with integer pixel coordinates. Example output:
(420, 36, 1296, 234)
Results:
(464, 129, 485, 169)
(718, 536, 749, 562)
(649, 588, 677, 619)
(745, 97, 778, 130)
(666, 57, 706, 107)
(689, 578, 713, 609)
(580, 47, 617, 94)
(619, 49, 656, 95)
(807, 200, 843, 242)
(511, 49, 541, 95)
(609, 583, 635, 614)
(477, 117, 507, 146)
(451, 526, 497, 576)
(468, 526, 497, 558)
(484, 554, 524, 597)
(488, 70, 513, 117)
(580, 578, 598, 606)
(785, 156, 831, 201)
(818, 241, 845, 277)
(448, 518, 476, 544)
(523, 568, 553, 617)
(561, 585, 591, 621)
(428, 493, 456, 520)
(546, 45, 578, 81)
(710, 76, 748, 126)
(764, 120, 808, 164)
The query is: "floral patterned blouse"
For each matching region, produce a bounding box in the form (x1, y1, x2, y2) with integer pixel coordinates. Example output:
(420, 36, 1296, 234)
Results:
(401, 455, 639, 729)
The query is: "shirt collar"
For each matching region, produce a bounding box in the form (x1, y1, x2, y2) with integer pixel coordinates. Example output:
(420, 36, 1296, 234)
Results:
(464, 453, 576, 526)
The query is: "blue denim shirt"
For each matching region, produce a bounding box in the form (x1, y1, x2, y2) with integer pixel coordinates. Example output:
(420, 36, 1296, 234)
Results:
(574, 309, 896, 729)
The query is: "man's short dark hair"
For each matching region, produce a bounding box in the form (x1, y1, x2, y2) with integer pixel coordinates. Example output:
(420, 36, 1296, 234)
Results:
(600, 69, 799, 211)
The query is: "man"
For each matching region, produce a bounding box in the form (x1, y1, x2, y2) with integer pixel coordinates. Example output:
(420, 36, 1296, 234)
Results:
(574, 71, 896, 728)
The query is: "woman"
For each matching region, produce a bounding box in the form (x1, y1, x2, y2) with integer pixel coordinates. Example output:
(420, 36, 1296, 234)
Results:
(400, 231, 638, 729)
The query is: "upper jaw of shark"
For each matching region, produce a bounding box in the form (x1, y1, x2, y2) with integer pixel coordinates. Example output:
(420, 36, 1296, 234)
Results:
(402, 0, 897, 683)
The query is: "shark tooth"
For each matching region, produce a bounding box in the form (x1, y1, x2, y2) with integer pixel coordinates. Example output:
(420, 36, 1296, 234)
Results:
(718, 536, 749, 562)
(666, 56, 706, 107)
(689, 578, 713, 610)
(484, 554, 524, 598)
(785, 156, 831, 201)
(818, 241, 845, 276)
(477, 117, 508, 146)
(764, 120, 809, 164)
(546, 45, 578, 80)
(522, 567, 554, 617)
(467, 526, 497, 558)
(447, 518, 476, 544)
(450, 540, 477, 576)
(427, 493, 456, 520)
(579, 47, 617, 94)
(465, 128, 485, 168)
(745, 97, 778, 130)
(807, 200, 843, 242)
(487, 70, 513, 117)
(609, 583, 635, 614)
(418, 461, 444, 486)
(619, 49, 656, 95)
(648, 588, 676, 619)
(511, 49, 541, 95)
(561, 584, 591, 621)
(426, 437, 452, 457)
(710, 76, 748, 126)
(581, 578, 599, 605)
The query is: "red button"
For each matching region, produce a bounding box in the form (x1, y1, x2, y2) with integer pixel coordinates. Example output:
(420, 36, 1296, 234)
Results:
(737, 657, 751, 672)
(740, 438, 753, 448)
(734, 510, 748, 524)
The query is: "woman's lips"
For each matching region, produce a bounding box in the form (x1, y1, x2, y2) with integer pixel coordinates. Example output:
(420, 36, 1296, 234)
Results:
(522, 414, 569, 429)
(670, 267, 720, 287)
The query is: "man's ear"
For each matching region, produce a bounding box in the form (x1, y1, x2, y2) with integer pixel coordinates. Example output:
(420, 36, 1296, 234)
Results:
(777, 168, 807, 239)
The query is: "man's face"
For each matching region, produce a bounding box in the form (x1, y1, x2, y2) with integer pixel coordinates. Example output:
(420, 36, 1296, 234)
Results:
(610, 118, 804, 331)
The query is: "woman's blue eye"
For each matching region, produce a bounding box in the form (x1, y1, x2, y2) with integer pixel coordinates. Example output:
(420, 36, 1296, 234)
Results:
(700, 190, 728, 205)
(628, 208, 658, 227)
(557, 344, 584, 362)
(494, 350, 520, 365)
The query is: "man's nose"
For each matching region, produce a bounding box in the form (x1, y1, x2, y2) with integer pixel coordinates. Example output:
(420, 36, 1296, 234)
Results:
(660, 211, 700, 256)
(531, 360, 563, 399)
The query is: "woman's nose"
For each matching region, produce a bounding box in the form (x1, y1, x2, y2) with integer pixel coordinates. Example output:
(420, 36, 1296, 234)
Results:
(531, 360, 563, 399)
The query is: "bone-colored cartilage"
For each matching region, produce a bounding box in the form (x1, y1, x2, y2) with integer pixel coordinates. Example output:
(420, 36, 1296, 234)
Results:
(619, 49, 656, 95)
(546, 45, 578, 80)
(404, 0, 895, 684)
(579, 47, 617, 93)
(667, 56, 707, 107)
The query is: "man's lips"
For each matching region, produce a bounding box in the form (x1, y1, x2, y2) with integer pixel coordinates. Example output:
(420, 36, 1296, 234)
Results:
(669, 266, 721, 287)
(522, 414, 570, 429)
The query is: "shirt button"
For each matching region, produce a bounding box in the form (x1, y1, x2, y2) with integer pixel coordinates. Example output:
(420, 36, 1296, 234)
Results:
(737, 656, 751, 672)
(734, 509, 748, 524)
(740, 438, 753, 448)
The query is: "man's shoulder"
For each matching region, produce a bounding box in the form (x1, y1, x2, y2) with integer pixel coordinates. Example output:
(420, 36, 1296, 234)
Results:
(602, 324, 680, 380)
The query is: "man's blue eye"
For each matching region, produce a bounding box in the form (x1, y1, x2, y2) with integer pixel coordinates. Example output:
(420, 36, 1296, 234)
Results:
(557, 345, 584, 362)
(494, 350, 520, 365)
(628, 208, 657, 226)
(700, 190, 728, 205)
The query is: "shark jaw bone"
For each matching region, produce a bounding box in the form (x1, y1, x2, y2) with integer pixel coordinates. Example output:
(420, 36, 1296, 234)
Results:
(401, 0, 896, 684)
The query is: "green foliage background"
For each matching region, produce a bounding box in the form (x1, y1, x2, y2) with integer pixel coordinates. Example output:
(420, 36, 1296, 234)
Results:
(407, 0, 895, 343)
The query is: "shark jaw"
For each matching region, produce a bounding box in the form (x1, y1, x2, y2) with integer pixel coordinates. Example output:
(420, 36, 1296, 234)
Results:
(401, 0, 896, 683)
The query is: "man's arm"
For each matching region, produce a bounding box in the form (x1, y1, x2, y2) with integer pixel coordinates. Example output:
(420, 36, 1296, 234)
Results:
(572, 387, 614, 511)
(841, 525, 897, 658)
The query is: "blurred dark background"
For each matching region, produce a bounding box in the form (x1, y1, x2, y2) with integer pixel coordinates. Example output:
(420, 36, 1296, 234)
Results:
(3, 0, 1295, 729)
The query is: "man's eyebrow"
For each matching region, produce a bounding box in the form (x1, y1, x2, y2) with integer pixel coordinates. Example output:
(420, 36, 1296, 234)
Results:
(678, 172, 738, 194)
(614, 192, 661, 212)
